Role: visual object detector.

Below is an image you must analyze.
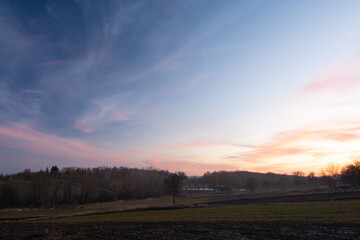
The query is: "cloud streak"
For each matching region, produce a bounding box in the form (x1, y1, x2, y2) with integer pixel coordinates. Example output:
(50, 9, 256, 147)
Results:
(0, 122, 132, 168)
(229, 124, 360, 163)
(304, 74, 350, 92)
(20, 89, 45, 94)
(75, 102, 130, 133)
(302, 60, 360, 93)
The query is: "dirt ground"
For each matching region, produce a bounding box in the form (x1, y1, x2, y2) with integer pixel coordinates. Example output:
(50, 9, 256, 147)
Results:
(1, 222, 360, 240)
(1, 191, 360, 239)
(207, 191, 360, 205)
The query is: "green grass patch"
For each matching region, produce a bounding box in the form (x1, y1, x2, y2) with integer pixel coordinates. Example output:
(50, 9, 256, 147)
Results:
(43, 200, 360, 224)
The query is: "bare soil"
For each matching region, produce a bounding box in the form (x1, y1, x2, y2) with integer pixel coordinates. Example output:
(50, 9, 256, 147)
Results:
(1, 222, 360, 240)
(206, 190, 360, 205)
(2, 191, 360, 239)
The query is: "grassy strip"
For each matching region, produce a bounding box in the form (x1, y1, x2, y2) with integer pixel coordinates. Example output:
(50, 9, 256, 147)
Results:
(41, 199, 360, 224)
(0, 195, 212, 220)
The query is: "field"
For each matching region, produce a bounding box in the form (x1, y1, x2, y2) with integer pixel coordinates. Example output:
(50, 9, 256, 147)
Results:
(2, 222, 359, 240)
(40, 200, 360, 224)
(0, 193, 212, 221)
(1, 187, 360, 239)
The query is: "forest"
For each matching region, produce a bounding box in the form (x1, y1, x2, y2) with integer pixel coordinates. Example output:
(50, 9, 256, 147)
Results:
(0, 160, 359, 209)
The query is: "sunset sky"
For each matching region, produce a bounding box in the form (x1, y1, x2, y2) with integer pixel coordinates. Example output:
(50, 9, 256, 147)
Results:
(1, 0, 360, 175)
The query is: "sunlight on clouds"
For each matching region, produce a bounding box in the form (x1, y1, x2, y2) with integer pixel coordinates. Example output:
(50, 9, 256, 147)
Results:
(303, 59, 360, 93)
(141, 120, 360, 175)
(291, 60, 360, 126)
(1, 0, 360, 175)
(225, 123, 360, 175)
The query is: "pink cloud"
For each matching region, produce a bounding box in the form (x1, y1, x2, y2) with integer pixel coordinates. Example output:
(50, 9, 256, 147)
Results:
(267, 129, 311, 148)
(235, 145, 314, 163)
(304, 74, 350, 92)
(229, 129, 313, 161)
(302, 60, 360, 93)
(147, 155, 237, 175)
(230, 125, 360, 163)
(316, 130, 360, 142)
(20, 89, 44, 94)
(0, 122, 132, 167)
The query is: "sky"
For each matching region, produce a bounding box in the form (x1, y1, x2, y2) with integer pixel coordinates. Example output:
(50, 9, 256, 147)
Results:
(1, 0, 360, 176)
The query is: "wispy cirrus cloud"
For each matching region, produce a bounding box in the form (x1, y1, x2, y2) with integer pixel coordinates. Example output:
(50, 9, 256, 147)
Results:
(75, 103, 130, 133)
(20, 89, 45, 94)
(303, 73, 360, 93)
(0, 122, 132, 168)
(229, 124, 360, 163)
(304, 74, 351, 92)
(302, 60, 360, 93)
(231, 130, 313, 163)
(316, 130, 360, 142)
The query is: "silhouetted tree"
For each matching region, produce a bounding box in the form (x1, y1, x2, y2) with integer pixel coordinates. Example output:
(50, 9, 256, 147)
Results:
(165, 172, 186, 204)
(22, 169, 32, 180)
(50, 166, 59, 175)
(293, 171, 305, 185)
(321, 163, 341, 189)
(246, 177, 258, 192)
(31, 171, 50, 207)
(307, 171, 317, 184)
(0, 182, 18, 208)
(341, 159, 360, 187)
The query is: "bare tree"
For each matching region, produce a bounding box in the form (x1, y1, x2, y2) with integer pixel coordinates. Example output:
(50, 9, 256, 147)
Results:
(293, 171, 305, 185)
(341, 157, 360, 187)
(307, 171, 317, 184)
(321, 163, 341, 189)
(246, 177, 258, 192)
(165, 172, 186, 204)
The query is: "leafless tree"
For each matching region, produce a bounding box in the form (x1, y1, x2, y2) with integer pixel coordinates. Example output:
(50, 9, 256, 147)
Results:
(246, 177, 258, 192)
(341, 157, 360, 187)
(321, 163, 341, 189)
(165, 172, 186, 204)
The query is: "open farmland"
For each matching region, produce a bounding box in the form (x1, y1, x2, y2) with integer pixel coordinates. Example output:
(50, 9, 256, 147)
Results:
(1, 190, 360, 239)
(0, 192, 216, 221)
(1, 185, 358, 221)
(42, 199, 360, 223)
(1, 222, 360, 240)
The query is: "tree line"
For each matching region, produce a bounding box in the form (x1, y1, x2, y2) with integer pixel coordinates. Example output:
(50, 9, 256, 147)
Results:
(185, 159, 360, 192)
(0, 166, 178, 209)
(0, 159, 359, 209)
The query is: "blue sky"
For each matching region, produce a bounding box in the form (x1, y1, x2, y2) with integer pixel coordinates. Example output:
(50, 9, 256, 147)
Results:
(1, 0, 360, 175)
